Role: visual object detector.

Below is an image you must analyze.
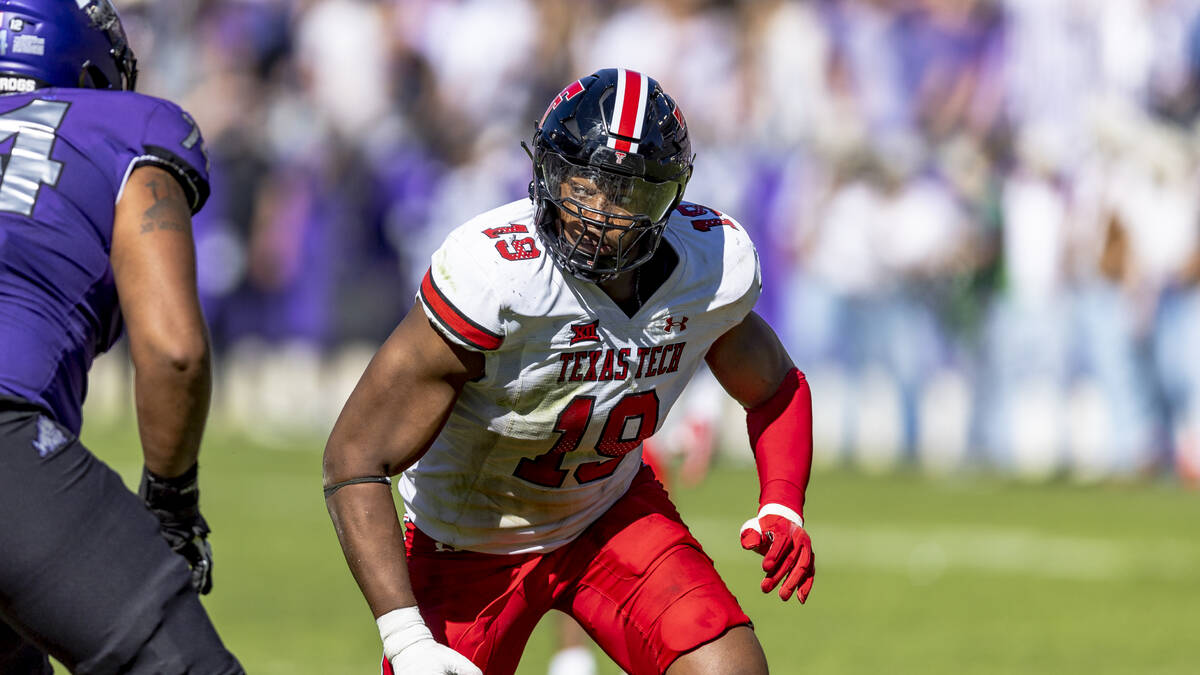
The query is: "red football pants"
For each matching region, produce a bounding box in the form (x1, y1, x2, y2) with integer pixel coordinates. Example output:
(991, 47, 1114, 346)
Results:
(392, 464, 750, 675)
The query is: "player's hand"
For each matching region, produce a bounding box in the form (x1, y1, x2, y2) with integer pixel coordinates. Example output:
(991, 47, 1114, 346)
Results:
(139, 464, 214, 594)
(740, 503, 814, 603)
(379, 607, 482, 675)
(386, 637, 482, 675)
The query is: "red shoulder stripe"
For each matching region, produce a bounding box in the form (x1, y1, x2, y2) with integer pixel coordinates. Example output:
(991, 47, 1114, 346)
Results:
(419, 268, 503, 351)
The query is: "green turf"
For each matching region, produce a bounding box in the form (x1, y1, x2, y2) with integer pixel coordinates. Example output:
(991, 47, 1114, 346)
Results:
(77, 419, 1200, 675)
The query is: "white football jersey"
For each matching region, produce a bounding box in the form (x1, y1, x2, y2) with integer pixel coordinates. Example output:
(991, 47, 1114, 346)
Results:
(401, 198, 761, 554)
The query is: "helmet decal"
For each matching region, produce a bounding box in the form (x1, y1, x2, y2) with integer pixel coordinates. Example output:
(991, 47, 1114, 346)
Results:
(539, 79, 584, 129)
(672, 103, 687, 131)
(606, 68, 648, 154)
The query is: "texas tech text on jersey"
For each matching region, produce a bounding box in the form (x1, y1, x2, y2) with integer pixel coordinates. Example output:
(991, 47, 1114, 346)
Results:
(406, 197, 759, 554)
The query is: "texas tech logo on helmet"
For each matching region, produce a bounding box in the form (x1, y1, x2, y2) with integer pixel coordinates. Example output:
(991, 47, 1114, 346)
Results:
(540, 79, 584, 129)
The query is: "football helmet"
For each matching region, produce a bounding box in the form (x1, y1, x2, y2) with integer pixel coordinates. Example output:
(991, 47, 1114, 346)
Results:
(0, 0, 137, 93)
(529, 68, 692, 283)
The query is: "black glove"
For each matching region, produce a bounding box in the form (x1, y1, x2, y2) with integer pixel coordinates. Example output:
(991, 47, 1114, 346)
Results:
(139, 463, 214, 594)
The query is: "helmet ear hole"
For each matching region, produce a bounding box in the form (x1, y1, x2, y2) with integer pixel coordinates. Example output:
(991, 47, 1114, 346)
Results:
(78, 61, 112, 89)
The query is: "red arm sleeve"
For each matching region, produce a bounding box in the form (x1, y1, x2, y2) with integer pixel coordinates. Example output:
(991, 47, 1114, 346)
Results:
(745, 368, 813, 516)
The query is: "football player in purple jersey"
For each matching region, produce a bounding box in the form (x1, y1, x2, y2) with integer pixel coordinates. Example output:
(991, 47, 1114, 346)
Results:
(0, 2, 241, 672)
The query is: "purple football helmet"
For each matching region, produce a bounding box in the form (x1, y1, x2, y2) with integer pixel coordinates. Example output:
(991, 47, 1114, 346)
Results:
(0, 0, 137, 93)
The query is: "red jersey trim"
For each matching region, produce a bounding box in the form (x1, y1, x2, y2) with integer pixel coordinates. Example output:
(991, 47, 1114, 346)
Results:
(419, 268, 504, 351)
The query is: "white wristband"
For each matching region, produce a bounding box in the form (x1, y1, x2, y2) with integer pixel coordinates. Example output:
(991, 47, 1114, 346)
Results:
(377, 606, 433, 662)
(758, 503, 804, 528)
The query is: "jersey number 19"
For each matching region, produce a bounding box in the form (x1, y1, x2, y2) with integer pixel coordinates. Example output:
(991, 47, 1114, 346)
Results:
(514, 391, 660, 488)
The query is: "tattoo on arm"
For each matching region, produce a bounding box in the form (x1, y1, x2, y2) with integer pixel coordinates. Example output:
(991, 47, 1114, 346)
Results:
(139, 175, 190, 234)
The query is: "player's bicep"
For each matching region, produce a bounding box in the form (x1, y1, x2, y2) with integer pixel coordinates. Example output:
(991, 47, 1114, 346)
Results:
(705, 311, 794, 409)
(325, 301, 484, 480)
(111, 165, 207, 364)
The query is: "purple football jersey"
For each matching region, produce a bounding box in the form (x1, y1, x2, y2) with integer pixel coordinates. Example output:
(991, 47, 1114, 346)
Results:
(0, 88, 210, 433)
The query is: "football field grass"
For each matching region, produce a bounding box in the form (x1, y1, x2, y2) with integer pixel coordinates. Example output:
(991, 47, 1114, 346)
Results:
(80, 420, 1200, 675)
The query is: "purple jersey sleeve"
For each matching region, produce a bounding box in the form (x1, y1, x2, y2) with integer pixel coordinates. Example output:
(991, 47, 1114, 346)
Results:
(0, 89, 210, 433)
(127, 98, 211, 213)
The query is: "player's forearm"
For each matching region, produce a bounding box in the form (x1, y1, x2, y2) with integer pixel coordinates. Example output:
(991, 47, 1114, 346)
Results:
(132, 337, 212, 478)
(325, 484, 419, 617)
(746, 367, 813, 514)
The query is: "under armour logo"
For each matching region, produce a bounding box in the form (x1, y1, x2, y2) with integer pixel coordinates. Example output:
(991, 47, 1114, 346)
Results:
(32, 416, 69, 458)
(569, 319, 600, 345)
(663, 316, 688, 332)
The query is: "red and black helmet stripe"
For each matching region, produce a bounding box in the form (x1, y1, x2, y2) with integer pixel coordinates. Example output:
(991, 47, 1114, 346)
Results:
(419, 269, 503, 351)
(606, 68, 648, 154)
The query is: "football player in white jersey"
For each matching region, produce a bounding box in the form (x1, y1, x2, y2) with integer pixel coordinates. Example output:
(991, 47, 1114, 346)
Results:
(324, 68, 815, 675)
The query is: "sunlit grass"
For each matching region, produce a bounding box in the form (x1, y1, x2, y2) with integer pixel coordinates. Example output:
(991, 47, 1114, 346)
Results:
(77, 419, 1200, 675)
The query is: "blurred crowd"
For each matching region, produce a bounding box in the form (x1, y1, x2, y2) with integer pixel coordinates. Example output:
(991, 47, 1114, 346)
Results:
(89, 0, 1200, 483)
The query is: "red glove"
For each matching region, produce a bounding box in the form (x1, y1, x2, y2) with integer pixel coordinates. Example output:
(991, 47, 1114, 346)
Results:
(740, 503, 814, 603)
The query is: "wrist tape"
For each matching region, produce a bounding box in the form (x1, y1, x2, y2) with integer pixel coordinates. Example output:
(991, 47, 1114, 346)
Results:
(139, 463, 200, 518)
(377, 606, 433, 662)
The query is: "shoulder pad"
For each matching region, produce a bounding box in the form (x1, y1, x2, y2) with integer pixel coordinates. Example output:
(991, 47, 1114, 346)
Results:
(419, 200, 543, 351)
(668, 201, 760, 310)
